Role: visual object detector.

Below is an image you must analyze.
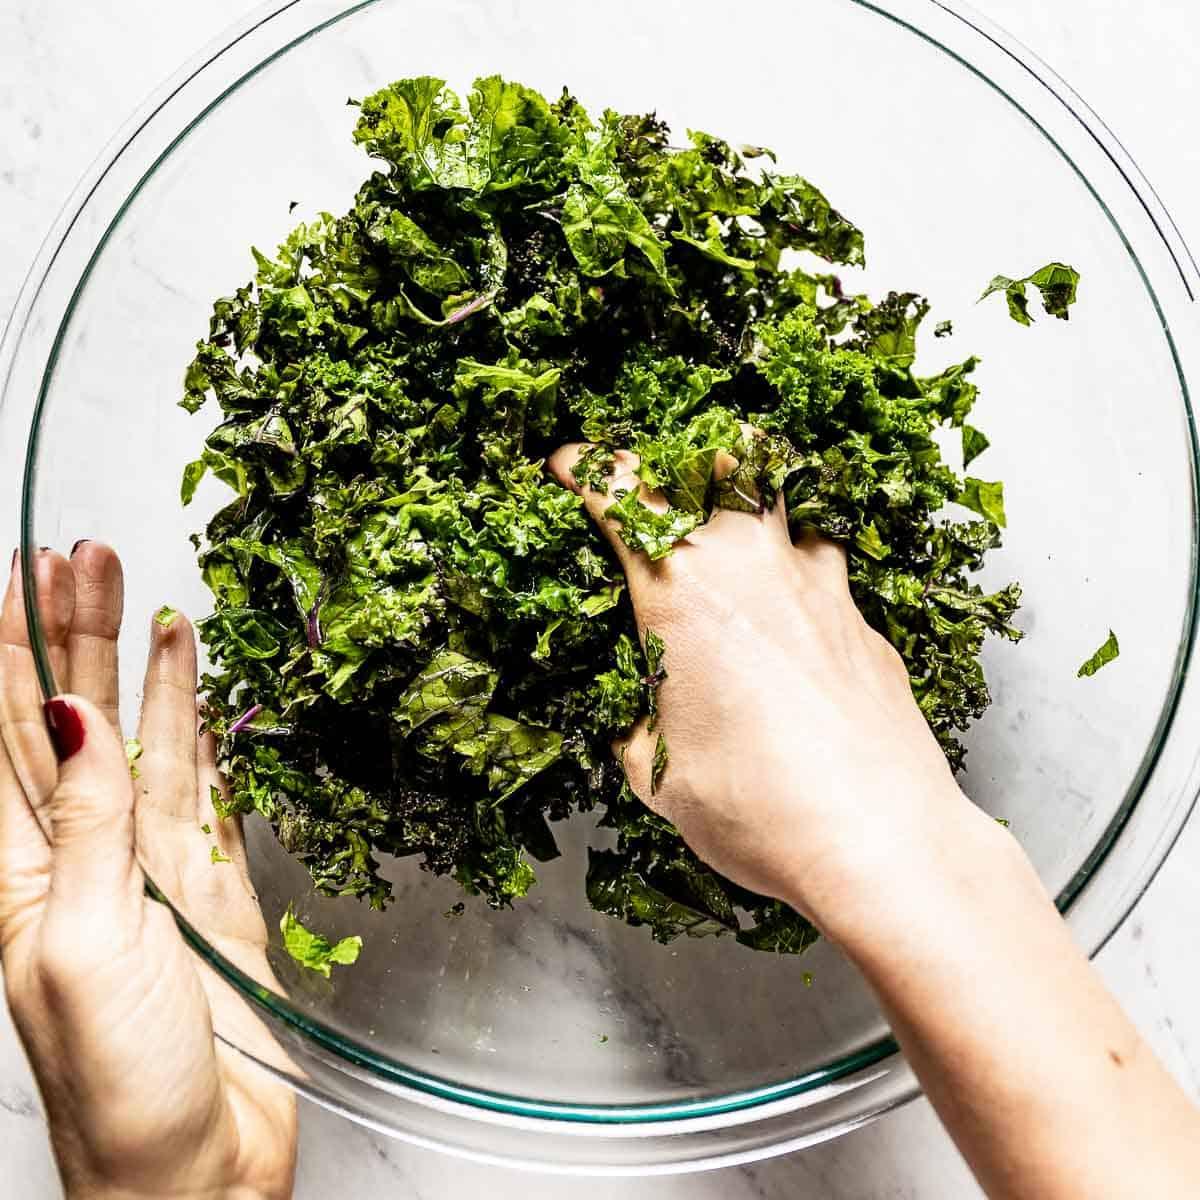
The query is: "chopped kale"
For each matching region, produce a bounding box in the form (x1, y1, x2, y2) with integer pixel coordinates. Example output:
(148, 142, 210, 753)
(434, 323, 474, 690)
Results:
(210, 783, 236, 821)
(155, 604, 179, 628)
(280, 904, 363, 977)
(980, 262, 1080, 325)
(961, 424, 990, 468)
(181, 76, 1022, 954)
(958, 477, 1007, 528)
(1078, 631, 1120, 678)
(125, 737, 143, 780)
(650, 733, 669, 795)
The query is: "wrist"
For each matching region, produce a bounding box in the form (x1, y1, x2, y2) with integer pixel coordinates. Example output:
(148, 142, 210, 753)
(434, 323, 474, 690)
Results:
(782, 785, 1019, 950)
(70, 1186, 286, 1200)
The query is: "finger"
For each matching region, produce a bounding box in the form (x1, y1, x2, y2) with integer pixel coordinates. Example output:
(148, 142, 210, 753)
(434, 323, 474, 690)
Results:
(136, 610, 200, 827)
(135, 619, 268, 947)
(42, 694, 141, 919)
(713, 422, 781, 517)
(66, 542, 125, 733)
(769, 489, 791, 538)
(712, 449, 739, 482)
(180, 728, 272, 978)
(702, 489, 792, 543)
(547, 443, 668, 586)
(794, 529, 851, 594)
(704, 443, 765, 529)
(0, 734, 52, 963)
(693, 424, 795, 549)
(197, 730, 253, 891)
(32, 550, 76, 699)
(713, 422, 765, 485)
(0, 554, 72, 841)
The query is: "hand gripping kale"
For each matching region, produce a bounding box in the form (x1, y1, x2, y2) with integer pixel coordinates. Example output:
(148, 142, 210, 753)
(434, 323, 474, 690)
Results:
(180, 76, 1021, 954)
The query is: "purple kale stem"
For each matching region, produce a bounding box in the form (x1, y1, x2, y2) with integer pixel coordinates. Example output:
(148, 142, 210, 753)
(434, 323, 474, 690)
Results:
(229, 703, 263, 734)
(445, 290, 497, 326)
(306, 602, 323, 648)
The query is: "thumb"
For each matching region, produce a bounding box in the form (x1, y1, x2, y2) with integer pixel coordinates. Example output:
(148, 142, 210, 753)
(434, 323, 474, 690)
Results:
(43, 695, 141, 913)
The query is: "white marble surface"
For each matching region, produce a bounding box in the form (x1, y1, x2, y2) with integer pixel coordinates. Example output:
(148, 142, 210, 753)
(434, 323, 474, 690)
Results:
(2, 2, 1199, 1196)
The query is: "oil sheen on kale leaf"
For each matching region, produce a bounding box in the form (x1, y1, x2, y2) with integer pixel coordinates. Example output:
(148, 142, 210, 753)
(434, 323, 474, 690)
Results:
(180, 75, 1021, 955)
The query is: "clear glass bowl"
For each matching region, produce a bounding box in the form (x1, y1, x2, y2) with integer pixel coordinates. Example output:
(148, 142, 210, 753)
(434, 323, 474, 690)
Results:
(3, 0, 1200, 1175)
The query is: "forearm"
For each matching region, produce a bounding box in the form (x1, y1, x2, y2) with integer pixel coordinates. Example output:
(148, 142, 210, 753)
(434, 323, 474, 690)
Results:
(810, 799, 1200, 1200)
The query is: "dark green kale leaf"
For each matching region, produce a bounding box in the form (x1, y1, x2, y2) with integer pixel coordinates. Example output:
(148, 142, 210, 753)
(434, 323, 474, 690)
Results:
(643, 628, 667, 728)
(182, 75, 1023, 955)
(980, 262, 1080, 325)
(958, 477, 1007, 528)
(961, 425, 990, 468)
(650, 733, 669, 795)
(586, 847, 739, 943)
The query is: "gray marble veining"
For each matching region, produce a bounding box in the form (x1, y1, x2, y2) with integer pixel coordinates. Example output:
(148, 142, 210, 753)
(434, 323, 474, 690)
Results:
(0, 3, 1198, 1197)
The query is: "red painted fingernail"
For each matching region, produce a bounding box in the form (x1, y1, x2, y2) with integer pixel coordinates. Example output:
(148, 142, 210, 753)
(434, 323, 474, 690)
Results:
(70, 539, 91, 557)
(44, 698, 86, 761)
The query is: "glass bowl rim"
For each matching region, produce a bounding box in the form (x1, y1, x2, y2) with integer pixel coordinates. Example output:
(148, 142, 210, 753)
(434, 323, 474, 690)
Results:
(7, 0, 1200, 1147)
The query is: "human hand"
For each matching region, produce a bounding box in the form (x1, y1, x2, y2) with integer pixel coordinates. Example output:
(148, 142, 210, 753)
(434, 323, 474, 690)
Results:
(0, 545, 296, 1200)
(549, 444, 998, 936)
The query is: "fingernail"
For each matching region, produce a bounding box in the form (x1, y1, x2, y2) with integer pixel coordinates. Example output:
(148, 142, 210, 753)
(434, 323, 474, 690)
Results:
(10, 548, 17, 569)
(44, 698, 86, 761)
(70, 538, 91, 557)
(38, 546, 51, 553)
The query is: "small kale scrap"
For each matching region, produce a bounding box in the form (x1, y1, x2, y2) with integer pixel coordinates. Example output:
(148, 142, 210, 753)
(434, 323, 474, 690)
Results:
(124, 737, 144, 780)
(181, 76, 1022, 955)
(980, 262, 1080, 326)
(280, 904, 363, 978)
(155, 604, 180, 627)
(1078, 630, 1119, 678)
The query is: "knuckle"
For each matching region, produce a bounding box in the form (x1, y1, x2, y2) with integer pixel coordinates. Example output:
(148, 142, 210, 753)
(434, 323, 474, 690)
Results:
(144, 656, 196, 694)
(138, 745, 186, 776)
